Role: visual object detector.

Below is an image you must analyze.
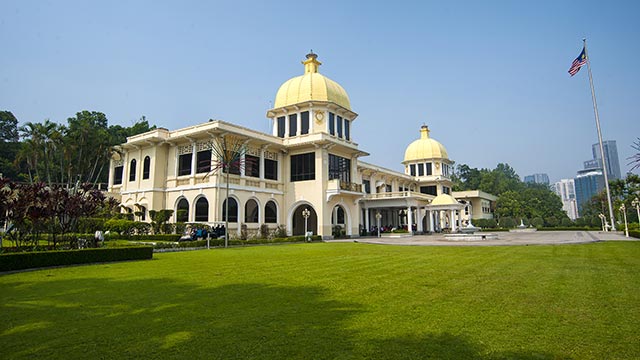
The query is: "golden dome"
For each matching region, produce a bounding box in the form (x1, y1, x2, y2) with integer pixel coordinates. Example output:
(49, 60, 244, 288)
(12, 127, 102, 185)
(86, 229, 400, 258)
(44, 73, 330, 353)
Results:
(274, 52, 351, 110)
(431, 193, 458, 206)
(403, 125, 449, 163)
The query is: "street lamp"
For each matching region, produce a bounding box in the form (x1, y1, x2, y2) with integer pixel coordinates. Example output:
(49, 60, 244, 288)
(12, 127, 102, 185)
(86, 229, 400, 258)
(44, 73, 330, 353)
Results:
(632, 197, 640, 229)
(375, 211, 382, 238)
(302, 208, 311, 242)
(598, 213, 605, 232)
(620, 204, 629, 237)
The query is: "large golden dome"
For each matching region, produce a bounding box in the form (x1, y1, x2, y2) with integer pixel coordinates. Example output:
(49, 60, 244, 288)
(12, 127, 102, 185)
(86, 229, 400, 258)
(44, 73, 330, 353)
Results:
(274, 52, 351, 110)
(403, 125, 449, 163)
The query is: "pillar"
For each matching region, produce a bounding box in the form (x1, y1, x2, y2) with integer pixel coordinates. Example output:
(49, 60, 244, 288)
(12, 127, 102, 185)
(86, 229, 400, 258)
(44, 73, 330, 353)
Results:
(451, 210, 457, 232)
(407, 207, 413, 233)
(417, 207, 423, 232)
(365, 208, 370, 231)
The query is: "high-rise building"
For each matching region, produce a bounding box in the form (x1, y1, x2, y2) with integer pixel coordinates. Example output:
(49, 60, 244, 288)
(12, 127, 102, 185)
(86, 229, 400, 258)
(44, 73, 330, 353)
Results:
(553, 179, 578, 219)
(592, 140, 621, 180)
(574, 169, 605, 215)
(524, 173, 549, 185)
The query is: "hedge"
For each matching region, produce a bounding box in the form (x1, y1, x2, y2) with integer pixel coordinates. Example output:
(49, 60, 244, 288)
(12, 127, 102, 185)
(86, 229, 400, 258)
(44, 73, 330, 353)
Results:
(630, 230, 640, 239)
(0, 246, 153, 272)
(111, 235, 323, 250)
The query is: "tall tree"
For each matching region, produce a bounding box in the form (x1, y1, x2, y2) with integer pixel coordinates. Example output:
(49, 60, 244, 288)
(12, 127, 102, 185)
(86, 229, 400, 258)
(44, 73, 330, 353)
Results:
(0, 111, 19, 143)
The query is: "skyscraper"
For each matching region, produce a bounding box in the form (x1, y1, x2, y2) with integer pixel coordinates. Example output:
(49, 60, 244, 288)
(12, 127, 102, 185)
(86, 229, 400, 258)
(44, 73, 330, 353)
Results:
(592, 140, 621, 180)
(553, 179, 578, 219)
(574, 169, 605, 215)
(524, 173, 550, 185)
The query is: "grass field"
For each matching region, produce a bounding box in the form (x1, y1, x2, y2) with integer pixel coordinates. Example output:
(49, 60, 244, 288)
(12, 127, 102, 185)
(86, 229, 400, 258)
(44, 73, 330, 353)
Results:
(1, 242, 639, 359)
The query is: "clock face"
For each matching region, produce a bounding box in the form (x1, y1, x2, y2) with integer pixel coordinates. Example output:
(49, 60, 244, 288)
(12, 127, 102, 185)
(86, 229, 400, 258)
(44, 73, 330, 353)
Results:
(314, 111, 325, 123)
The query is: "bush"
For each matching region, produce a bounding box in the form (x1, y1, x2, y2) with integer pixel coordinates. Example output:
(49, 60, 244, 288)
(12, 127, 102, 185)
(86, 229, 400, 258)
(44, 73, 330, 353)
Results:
(531, 217, 544, 228)
(273, 225, 287, 238)
(0, 246, 153, 272)
(474, 218, 497, 229)
(77, 217, 107, 233)
(500, 217, 516, 228)
(630, 230, 640, 239)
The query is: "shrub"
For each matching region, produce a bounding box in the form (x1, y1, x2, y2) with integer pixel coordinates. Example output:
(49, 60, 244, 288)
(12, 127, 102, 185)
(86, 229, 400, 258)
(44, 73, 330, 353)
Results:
(0, 246, 153, 272)
(273, 225, 287, 238)
(332, 225, 344, 238)
(630, 230, 640, 239)
(259, 224, 270, 239)
(531, 217, 544, 228)
(500, 217, 516, 228)
(561, 218, 574, 227)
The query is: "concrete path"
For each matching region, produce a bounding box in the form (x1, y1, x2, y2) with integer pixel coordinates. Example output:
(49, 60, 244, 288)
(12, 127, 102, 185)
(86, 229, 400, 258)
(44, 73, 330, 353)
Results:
(330, 231, 637, 247)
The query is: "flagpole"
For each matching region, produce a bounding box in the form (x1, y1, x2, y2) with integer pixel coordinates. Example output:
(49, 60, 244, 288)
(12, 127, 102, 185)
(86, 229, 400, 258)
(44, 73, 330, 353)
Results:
(583, 38, 616, 231)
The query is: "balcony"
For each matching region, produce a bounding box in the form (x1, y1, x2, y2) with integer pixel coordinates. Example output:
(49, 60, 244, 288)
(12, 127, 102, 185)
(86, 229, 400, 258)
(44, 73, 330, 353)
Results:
(326, 179, 363, 201)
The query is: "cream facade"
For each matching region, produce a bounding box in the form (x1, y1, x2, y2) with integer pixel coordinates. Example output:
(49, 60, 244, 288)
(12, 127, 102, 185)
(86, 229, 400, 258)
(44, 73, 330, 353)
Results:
(108, 53, 496, 238)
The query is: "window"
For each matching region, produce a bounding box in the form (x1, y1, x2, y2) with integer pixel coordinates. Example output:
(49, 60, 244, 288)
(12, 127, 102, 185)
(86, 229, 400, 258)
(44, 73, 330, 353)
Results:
(336, 116, 343, 138)
(410, 164, 416, 176)
(245, 199, 259, 223)
(222, 151, 241, 175)
(418, 163, 424, 176)
(143, 156, 150, 179)
(178, 153, 192, 176)
(386, 184, 392, 193)
(344, 120, 350, 140)
(139, 206, 146, 221)
(329, 113, 335, 135)
(196, 150, 211, 174)
(222, 198, 238, 222)
(291, 152, 315, 182)
(113, 166, 123, 185)
(443, 186, 451, 194)
(277, 116, 285, 138)
(420, 186, 437, 196)
(426, 163, 433, 176)
(289, 114, 297, 137)
(264, 158, 278, 180)
(195, 197, 209, 222)
(363, 179, 370, 194)
(265, 201, 277, 223)
(129, 159, 137, 182)
(328, 154, 351, 183)
(301, 111, 309, 135)
(245, 155, 260, 178)
(176, 198, 189, 222)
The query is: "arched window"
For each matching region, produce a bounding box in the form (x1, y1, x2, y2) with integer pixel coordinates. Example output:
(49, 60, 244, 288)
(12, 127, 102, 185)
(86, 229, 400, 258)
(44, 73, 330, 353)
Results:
(129, 159, 137, 182)
(195, 197, 209, 222)
(143, 156, 151, 179)
(265, 201, 277, 223)
(222, 198, 238, 222)
(176, 198, 189, 222)
(245, 199, 259, 223)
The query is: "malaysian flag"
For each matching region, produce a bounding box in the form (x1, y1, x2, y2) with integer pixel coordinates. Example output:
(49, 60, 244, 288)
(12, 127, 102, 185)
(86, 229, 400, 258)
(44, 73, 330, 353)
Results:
(568, 46, 587, 76)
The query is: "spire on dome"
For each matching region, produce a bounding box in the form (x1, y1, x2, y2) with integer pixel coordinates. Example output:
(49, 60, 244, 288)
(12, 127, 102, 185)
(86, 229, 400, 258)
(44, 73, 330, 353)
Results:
(303, 50, 322, 74)
(420, 125, 430, 139)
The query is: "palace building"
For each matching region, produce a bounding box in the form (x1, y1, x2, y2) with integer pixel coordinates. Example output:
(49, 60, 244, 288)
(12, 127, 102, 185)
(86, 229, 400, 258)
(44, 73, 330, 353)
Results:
(108, 52, 496, 238)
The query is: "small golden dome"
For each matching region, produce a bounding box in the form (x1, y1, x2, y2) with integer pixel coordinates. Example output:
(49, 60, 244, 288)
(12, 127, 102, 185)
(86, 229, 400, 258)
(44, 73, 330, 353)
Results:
(274, 52, 351, 110)
(431, 193, 458, 206)
(403, 125, 449, 163)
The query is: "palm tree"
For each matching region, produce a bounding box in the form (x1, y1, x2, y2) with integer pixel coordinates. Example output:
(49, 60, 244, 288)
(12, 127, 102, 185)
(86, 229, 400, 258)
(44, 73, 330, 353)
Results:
(629, 138, 640, 172)
(206, 135, 247, 248)
(19, 120, 61, 184)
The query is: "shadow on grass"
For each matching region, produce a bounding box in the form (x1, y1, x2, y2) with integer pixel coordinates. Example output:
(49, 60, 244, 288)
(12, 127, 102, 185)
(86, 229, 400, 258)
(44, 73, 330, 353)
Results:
(1, 277, 558, 360)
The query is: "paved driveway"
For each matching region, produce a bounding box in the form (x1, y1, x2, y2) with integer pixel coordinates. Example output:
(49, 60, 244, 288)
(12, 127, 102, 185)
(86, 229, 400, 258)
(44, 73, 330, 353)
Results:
(342, 231, 636, 246)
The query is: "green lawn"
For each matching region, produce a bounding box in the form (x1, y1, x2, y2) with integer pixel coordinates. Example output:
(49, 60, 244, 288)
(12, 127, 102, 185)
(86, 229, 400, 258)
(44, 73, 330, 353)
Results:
(1, 242, 639, 359)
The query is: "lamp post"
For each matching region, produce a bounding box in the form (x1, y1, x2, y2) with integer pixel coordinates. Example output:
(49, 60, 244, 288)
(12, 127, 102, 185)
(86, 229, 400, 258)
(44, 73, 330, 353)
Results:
(620, 204, 629, 237)
(598, 213, 605, 232)
(632, 197, 640, 228)
(302, 208, 310, 242)
(376, 211, 382, 238)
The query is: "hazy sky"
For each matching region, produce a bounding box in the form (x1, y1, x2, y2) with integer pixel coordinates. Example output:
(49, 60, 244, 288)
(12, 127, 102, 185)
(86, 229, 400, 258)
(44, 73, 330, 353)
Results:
(1, 0, 639, 183)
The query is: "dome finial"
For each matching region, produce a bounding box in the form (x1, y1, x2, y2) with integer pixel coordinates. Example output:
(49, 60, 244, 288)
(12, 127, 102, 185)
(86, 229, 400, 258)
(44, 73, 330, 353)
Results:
(303, 51, 321, 73)
(420, 124, 430, 139)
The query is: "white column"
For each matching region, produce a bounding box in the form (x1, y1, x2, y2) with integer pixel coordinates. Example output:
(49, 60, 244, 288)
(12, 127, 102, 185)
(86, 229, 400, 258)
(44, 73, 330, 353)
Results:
(259, 147, 265, 180)
(427, 210, 436, 232)
(365, 208, 370, 232)
(190, 142, 197, 176)
(417, 207, 423, 232)
(451, 210, 457, 232)
(407, 207, 413, 233)
(296, 112, 301, 136)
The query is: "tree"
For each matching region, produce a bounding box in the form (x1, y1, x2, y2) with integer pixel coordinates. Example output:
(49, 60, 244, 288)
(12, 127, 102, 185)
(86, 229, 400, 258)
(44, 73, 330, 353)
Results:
(0, 111, 19, 143)
(629, 138, 640, 172)
(207, 135, 247, 247)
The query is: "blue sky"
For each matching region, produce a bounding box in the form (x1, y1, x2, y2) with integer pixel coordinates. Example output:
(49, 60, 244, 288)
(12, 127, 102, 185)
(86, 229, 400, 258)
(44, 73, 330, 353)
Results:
(1, 0, 639, 182)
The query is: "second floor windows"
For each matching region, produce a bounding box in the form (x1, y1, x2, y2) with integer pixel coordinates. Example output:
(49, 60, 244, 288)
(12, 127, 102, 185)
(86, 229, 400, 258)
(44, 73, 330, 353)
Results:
(291, 152, 315, 182)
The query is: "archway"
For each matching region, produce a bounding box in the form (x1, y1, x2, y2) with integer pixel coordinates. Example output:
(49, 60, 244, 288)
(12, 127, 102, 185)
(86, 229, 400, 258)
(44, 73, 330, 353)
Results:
(176, 198, 189, 222)
(291, 205, 317, 236)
